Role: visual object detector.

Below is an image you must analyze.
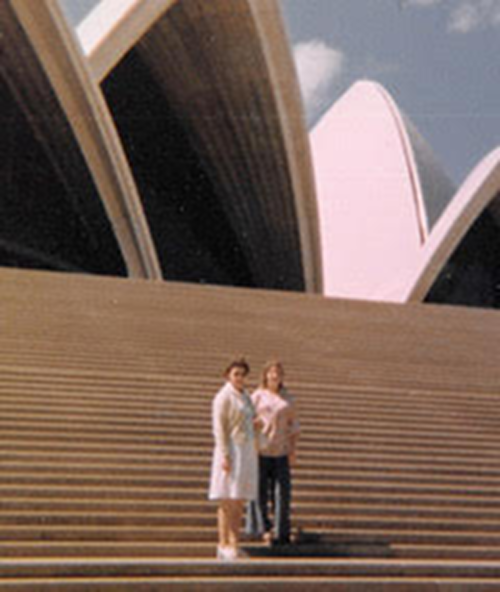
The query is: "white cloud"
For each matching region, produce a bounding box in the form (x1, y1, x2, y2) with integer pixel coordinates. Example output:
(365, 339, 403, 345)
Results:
(448, 0, 500, 33)
(448, 3, 482, 32)
(403, 0, 442, 7)
(403, 0, 500, 33)
(293, 40, 345, 125)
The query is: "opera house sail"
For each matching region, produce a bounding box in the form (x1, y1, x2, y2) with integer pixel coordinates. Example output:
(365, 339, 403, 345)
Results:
(311, 82, 500, 309)
(1, 0, 498, 308)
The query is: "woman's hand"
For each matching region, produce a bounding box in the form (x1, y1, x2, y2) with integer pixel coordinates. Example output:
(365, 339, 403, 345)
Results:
(288, 451, 297, 467)
(253, 416, 264, 431)
(222, 455, 231, 473)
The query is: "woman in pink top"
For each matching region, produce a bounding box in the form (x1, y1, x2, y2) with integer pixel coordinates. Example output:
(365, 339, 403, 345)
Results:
(248, 360, 300, 545)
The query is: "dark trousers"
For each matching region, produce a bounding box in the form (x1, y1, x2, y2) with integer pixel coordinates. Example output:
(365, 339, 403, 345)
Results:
(247, 455, 291, 543)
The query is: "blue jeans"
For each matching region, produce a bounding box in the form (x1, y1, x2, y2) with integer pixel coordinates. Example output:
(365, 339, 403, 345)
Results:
(247, 455, 291, 543)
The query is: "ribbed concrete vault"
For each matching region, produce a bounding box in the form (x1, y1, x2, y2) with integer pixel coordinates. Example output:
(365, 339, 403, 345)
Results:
(129, 0, 321, 291)
(102, 50, 256, 286)
(5, 0, 162, 280)
(0, 1, 125, 275)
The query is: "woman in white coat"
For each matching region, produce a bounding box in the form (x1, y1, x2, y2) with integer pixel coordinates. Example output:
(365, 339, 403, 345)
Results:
(209, 358, 258, 560)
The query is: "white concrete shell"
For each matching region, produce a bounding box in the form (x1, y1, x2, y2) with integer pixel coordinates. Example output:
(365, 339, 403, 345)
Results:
(310, 80, 455, 300)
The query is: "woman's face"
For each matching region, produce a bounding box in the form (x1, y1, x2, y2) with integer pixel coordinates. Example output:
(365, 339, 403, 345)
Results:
(266, 365, 283, 390)
(228, 367, 247, 392)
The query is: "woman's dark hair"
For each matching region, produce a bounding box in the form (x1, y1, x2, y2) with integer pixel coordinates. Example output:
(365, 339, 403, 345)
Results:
(224, 357, 250, 377)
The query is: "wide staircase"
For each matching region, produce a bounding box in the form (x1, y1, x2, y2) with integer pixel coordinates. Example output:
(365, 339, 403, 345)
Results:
(0, 267, 499, 590)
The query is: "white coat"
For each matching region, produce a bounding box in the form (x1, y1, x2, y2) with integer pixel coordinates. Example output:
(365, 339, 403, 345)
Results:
(208, 382, 258, 500)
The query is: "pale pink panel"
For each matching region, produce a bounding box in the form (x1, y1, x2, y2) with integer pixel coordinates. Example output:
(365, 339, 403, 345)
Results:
(311, 81, 425, 300)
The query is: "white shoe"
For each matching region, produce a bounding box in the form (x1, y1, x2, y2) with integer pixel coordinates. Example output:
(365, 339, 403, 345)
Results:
(217, 545, 238, 561)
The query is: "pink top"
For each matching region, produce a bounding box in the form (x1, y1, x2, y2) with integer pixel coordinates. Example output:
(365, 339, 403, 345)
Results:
(251, 388, 300, 457)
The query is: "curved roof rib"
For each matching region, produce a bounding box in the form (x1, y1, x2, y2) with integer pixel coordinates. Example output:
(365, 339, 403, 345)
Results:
(402, 115, 456, 230)
(9, 0, 162, 280)
(404, 147, 500, 303)
(248, 0, 322, 293)
(78, 0, 176, 83)
(310, 80, 454, 300)
(375, 84, 429, 243)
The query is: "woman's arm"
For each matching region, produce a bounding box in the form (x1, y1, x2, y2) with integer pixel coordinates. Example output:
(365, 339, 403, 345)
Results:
(287, 398, 300, 466)
(250, 390, 264, 431)
(212, 391, 231, 470)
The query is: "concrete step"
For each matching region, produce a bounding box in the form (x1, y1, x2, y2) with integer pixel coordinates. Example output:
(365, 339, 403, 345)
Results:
(0, 576, 499, 591)
(1, 411, 499, 446)
(3, 463, 500, 490)
(393, 544, 500, 560)
(2, 384, 499, 422)
(0, 558, 499, 579)
(1, 384, 498, 411)
(1, 498, 499, 520)
(2, 525, 500, 545)
(2, 483, 500, 503)
(1, 540, 500, 561)
(3, 473, 500, 499)
(3, 449, 500, 479)
(0, 542, 218, 559)
(2, 540, 500, 561)
(0, 381, 477, 404)
(0, 268, 499, 585)
(2, 432, 483, 456)
(3, 423, 500, 456)
(1, 485, 498, 507)
(1, 512, 499, 532)
(4, 405, 498, 438)
(3, 431, 500, 458)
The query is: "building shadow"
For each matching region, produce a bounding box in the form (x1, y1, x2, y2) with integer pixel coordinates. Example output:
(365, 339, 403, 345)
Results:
(242, 531, 394, 558)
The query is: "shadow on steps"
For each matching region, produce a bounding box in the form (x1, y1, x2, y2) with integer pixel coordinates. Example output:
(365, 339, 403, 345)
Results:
(243, 531, 394, 558)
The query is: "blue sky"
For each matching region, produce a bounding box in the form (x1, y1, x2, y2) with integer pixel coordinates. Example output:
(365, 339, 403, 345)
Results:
(60, 0, 499, 185)
(282, 0, 500, 185)
(60, 0, 98, 24)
